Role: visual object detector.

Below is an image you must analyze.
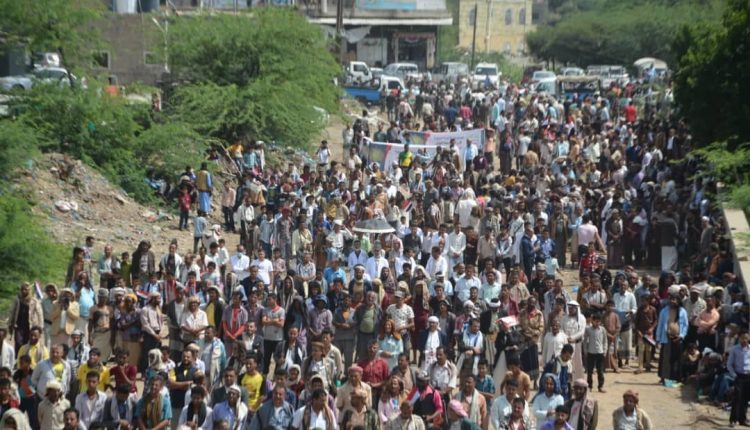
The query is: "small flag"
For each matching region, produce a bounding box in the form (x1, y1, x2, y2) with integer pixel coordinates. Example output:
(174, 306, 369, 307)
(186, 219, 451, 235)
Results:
(34, 281, 44, 300)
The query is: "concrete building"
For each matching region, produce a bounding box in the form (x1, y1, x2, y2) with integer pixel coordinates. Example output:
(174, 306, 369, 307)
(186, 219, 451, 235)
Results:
(457, 0, 534, 57)
(303, 0, 453, 70)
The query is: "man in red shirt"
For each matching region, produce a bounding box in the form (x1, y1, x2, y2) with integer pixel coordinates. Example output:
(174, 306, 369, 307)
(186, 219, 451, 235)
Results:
(624, 101, 638, 123)
(356, 340, 390, 404)
(110, 348, 137, 394)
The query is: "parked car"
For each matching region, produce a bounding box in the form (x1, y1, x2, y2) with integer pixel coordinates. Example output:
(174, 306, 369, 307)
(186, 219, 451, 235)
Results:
(472, 63, 500, 89)
(383, 62, 421, 82)
(560, 67, 584, 77)
(0, 67, 76, 91)
(432, 62, 469, 84)
(531, 70, 556, 85)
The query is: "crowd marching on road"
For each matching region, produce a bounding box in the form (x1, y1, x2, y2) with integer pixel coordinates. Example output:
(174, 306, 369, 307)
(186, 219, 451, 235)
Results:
(1, 73, 745, 430)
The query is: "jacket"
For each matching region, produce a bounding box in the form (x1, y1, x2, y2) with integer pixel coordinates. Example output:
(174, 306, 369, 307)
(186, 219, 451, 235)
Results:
(564, 397, 598, 430)
(102, 396, 138, 430)
(50, 301, 80, 336)
(417, 329, 448, 351)
(611, 406, 652, 430)
(9, 296, 44, 335)
(655, 305, 688, 344)
(274, 341, 306, 368)
(353, 304, 383, 335)
(249, 399, 294, 430)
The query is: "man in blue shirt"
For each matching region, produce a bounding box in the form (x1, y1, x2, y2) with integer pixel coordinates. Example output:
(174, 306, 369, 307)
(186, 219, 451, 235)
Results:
(728, 331, 750, 426)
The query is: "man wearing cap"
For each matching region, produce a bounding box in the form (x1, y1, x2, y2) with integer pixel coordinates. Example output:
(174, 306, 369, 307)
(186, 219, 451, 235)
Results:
(418, 316, 447, 371)
(38, 379, 69, 430)
(387, 290, 416, 359)
(611, 389, 652, 430)
(564, 379, 598, 430)
(562, 301, 586, 381)
(336, 365, 373, 414)
(385, 401, 425, 430)
(206, 384, 248, 430)
(347, 240, 368, 280)
(365, 244, 388, 283)
(164, 284, 188, 362)
(354, 292, 383, 361)
(140, 291, 164, 371)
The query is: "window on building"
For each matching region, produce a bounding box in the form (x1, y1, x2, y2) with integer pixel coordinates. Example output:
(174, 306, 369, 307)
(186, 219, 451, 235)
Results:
(468, 8, 476, 25)
(144, 51, 159, 66)
(504, 42, 512, 54)
(92, 51, 110, 69)
(518, 42, 526, 55)
(505, 9, 512, 25)
(519, 7, 526, 25)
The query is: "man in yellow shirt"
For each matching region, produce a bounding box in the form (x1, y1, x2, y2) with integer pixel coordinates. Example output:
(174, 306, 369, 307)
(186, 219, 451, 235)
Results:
(17, 326, 48, 369)
(76, 348, 111, 392)
(240, 354, 264, 413)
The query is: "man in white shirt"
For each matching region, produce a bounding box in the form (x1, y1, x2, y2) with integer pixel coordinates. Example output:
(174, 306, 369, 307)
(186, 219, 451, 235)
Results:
(395, 249, 416, 278)
(446, 224, 466, 278)
(429, 272, 453, 297)
(365, 245, 389, 281)
(454, 265, 481, 303)
(292, 388, 337, 430)
(74, 371, 107, 429)
(230, 245, 251, 282)
(327, 220, 353, 254)
(425, 247, 449, 280)
(347, 239, 368, 279)
(613, 279, 637, 367)
(251, 249, 274, 287)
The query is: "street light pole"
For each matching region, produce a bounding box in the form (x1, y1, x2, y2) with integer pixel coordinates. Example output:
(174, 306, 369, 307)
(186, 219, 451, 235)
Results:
(470, 2, 478, 70)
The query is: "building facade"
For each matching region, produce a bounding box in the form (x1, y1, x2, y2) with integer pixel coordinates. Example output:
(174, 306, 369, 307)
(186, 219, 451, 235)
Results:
(304, 0, 453, 70)
(457, 0, 534, 57)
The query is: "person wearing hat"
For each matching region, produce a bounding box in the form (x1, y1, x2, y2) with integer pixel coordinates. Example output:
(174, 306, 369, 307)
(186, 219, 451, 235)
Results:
(612, 389, 652, 430)
(446, 398, 481, 430)
(38, 378, 69, 430)
(88, 288, 114, 362)
(418, 316, 447, 372)
(563, 379, 598, 430)
(308, 295, 334, 340)
(354, 292, 384, 362)
(139, 290, 164, 374)
(387, 288, 416, 359)
(339, 386, 379, 430)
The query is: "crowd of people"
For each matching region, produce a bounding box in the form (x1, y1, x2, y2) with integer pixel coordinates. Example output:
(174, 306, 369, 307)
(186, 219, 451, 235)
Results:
(0, 73, 746, 430)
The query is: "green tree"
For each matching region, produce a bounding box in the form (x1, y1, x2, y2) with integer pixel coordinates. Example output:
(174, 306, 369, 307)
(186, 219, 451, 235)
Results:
(673, 0, 750, 149)
(526, 0, 724, 67)
(164, 9, 340, 147)
(0, 0, 104, 70)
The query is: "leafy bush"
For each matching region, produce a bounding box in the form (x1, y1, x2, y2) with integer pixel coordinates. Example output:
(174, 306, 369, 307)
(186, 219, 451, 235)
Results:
(526, 0, 724, 67)
(0, 191, 69, 309)
(164, 9, 340, 148)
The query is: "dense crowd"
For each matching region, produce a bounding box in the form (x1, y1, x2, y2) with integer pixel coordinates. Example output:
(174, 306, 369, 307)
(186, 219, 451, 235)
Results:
(1, 74, 746, 430)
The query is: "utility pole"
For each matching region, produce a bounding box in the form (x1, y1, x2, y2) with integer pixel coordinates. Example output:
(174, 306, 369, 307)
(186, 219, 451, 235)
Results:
(336, 0, 345, 63)
(470, 2, 478, 70)
(484, 0, 491, 54)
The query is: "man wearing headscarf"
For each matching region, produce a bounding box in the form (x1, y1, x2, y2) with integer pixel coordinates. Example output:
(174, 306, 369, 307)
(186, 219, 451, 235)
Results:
(611, 390, 652, 430)
(140, 292, 164, 372)
(564, 379, 598, 430)
(562, 301, 586, 381)
(9, 282, 44, 352)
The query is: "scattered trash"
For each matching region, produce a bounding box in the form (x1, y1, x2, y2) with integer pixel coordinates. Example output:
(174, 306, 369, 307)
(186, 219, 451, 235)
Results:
(55, 200, 79, 212)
